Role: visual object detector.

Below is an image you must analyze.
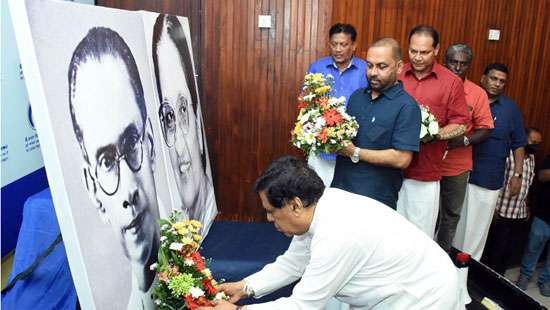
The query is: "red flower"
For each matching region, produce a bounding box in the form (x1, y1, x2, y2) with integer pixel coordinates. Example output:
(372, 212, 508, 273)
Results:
(197, 296, 213, 307)
(297, 101, 308, 110)
(318, 128, 328, 143)
(190, 252, 206, 271)
(202, 278, 218, 296)
(185, 295, 199, 310)
(323, 109, 343, 126)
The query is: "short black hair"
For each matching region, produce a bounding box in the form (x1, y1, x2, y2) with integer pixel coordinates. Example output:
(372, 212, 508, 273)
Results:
(525, 127, 541, 136)
(408, 24, 439, 47)
(254, 156, 325, 209)
(68, 27, 146, 164)
(329, 23, 357, 42)
(483, 63, 509, 75)
(152, 14, 207, 174)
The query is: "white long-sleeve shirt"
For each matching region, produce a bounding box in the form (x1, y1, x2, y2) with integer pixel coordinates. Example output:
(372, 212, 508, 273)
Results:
(245, 188, 460, 310)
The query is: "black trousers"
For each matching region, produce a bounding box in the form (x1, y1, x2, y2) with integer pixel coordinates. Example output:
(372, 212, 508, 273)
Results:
(481, 216, 529, 275)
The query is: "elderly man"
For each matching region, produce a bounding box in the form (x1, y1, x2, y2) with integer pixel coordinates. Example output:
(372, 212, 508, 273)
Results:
(199, 156, 459, 310)
(452, 63, 527, 305)
(332, 38, 420, 209)
(396, 25, 470, 237)
(306, 23, 368, 186)
(68, 27, 160, 309)
(152, 14, 217, 235)
(436, 44, 494, 252)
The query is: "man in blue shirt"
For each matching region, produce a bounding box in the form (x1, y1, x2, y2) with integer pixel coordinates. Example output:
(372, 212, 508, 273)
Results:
(331, 38, 421, 209)
(306, 23, 368, 186)
(453, 63, 527, 305)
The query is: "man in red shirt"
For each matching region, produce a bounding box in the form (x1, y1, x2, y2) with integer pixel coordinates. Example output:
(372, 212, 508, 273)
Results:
(437, 44, 494, 253)
(396, 25, 469, 237)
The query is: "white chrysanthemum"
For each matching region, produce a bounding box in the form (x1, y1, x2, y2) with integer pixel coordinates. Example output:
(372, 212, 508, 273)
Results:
(149, 263, 157, 271)
(189, 287, 205, 298)
(160, 236, 167, 242)
(169, 242, 184, 251)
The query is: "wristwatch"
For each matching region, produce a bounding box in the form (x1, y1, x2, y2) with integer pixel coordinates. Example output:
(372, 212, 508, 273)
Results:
(243, 282, 255, 297)
(513, 172, 522, 178)
(463, 136, 470, 146)
(351, 147, 360, 163)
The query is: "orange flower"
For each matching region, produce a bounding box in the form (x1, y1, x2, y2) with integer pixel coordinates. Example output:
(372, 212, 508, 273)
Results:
(190, 251, 206, 271)
(318, 128, 328, 143)
(158, 271, 169, 283)
(323, 109, 343, 126)
(202, 278, 218, 296)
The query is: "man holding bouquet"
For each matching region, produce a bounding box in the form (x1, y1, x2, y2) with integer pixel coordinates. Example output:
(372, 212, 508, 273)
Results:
(396, 25, 470, 237)
(331, 38, 421, 209)
(305, 23, 368, 186)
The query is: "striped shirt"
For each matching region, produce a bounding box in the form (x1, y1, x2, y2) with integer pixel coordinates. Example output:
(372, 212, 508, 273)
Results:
(495, 151, 535, 219)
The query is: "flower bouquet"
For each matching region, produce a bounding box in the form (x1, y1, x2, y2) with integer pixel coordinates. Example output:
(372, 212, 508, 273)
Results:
(291, 73, 359, 155)
(152, 211, 226, 309)
(419, 105, 439, 143)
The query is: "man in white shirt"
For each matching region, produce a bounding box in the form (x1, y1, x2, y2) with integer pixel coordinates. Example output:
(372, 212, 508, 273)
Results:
(199, 156, 460, 310)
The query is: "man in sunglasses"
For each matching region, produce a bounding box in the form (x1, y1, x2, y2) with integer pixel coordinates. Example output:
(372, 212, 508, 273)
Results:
(68, 27, 160, 309)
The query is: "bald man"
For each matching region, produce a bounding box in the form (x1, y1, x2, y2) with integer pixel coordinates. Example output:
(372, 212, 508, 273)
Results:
(332, 38, 421, 209)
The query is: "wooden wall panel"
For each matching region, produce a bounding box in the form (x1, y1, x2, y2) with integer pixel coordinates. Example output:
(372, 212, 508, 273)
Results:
(95, 0, 549, 222)
(332, 0, 550, 154)
(202, 0, 333, 221)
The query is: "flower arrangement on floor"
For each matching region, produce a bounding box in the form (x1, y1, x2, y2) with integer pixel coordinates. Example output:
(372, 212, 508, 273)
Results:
(152, 211, 226, 309)
(291, 73, 359, 155)
(419, 105, 439, 143)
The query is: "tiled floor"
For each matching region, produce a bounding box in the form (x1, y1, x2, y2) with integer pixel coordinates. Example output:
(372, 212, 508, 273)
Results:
(505, 265, 550, 308)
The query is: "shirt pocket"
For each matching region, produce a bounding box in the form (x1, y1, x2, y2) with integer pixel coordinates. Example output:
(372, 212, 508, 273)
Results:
(366, 123, 390, 147)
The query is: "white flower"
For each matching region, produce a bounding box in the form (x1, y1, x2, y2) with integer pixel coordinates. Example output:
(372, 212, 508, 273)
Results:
(428, 121, 439, 135)
(169, 242, 184, 251)
(215, 292, 227, 300)
(149, 263, 157, 271)
(154, 299, 162, 305)
(314, 117, 326, 129)
(184, 258, 194, 266)
(420, 124, 428, 138)
(160, 236, 167, 242)
(189, 287, 205, 298)
(303, 93, 315, 101)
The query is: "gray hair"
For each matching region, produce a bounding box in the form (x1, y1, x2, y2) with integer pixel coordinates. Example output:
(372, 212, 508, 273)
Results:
(445, 44, 473, 62)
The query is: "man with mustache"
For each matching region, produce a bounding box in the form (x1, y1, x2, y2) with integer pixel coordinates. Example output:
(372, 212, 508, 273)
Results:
(331, 38, 421, 209)
(452, 63, 527, 305)
(305, 23, 368, 186)
(436, 44, 494, 253)
(396, 25, 469, 237)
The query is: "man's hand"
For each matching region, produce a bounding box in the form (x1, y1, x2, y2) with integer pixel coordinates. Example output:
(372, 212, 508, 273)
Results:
(218, 281, 247, 303)
(508, 176, 522, 196)
(337, 141, 355, 157)
(447, 135, 464, 149)
(197, 300, 241, 310)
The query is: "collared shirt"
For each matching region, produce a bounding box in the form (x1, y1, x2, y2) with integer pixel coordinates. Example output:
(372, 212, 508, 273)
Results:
(441, 79, 494, 176)
(307, 56, 368, 160)
(245, 188, 459, 310)
(331, 82, 420, 209)
(398, 62, 470, 181)
(495, 152, 535, 219)
(469, 95, 528, 190)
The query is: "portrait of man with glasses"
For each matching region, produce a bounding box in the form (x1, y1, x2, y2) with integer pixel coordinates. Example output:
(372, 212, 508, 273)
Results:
(151, 14, 217, 235)
(68, 26, 160, 309)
